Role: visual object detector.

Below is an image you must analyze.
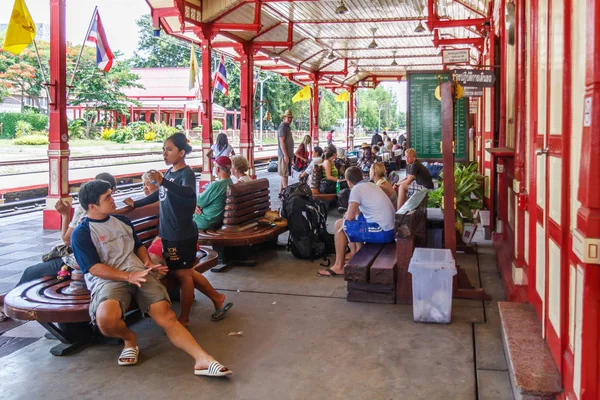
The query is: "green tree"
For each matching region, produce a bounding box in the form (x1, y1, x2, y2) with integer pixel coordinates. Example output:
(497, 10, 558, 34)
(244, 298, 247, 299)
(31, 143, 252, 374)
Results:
(69, 47, 142, 137)
(131, 15, 188, 68)
(356, 86, 399, 131)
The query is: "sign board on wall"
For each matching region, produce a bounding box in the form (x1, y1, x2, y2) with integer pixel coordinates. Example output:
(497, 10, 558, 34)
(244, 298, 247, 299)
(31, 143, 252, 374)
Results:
(464, 87, 484, 97)
(469, 100, 479, 114)
(454, 70, 496, 87)
(407, 72, 469, 161)
(442, 49, 470, 64)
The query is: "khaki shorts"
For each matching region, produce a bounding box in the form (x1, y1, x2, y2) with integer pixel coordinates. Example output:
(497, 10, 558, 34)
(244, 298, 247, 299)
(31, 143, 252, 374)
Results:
(89, 273, 170, 324)
(278, 158, 291, 177)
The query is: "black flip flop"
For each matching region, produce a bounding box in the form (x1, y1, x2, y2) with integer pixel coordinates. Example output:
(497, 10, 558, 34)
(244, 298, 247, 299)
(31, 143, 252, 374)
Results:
(317, 268, 342, 278)
(211, 303, 233, 322)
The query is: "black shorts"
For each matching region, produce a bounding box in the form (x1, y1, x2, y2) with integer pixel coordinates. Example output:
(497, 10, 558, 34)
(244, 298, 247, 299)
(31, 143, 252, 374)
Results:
(162, 236, 197, 270)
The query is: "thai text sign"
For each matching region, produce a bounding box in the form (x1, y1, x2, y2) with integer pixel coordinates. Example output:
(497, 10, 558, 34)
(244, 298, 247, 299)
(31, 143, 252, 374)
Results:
(442, 49, 470, 64)
(454, 70, 496, 88)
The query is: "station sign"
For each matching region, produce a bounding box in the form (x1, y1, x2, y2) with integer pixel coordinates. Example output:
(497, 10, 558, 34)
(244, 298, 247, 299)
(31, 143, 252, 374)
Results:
(442, 49, 470, 64)
(454, 69, 496, 88)
(464, 86, 484, 97)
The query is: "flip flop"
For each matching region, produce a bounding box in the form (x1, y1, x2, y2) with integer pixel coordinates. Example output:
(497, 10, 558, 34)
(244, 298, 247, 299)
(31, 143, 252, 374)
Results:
(211, 302, 233, 322)
(194, 361, 233, 377)
(118, 346, 139, 366)
(317, 267, 343, 278)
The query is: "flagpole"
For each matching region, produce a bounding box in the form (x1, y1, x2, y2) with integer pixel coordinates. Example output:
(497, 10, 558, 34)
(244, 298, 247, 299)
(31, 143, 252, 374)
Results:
(32, 40, 52, 106)
(66, 6, 98, 101)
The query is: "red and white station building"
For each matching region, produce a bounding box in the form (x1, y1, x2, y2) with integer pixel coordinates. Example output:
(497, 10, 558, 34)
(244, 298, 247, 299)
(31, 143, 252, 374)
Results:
(44, 0, 599, 397)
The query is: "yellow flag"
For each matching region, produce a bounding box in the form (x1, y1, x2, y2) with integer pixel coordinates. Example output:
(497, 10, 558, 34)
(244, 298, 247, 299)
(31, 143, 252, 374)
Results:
(335, 91, 349, 102)
(2, 0, 36, 55)
(188, 42, 200, 91)
(292, 85, 312, 103)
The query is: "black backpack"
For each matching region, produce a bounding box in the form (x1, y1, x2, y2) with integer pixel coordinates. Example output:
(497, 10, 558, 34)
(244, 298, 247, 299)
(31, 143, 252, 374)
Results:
(267, 160, 278, 172)
(281, 183, 334, 260)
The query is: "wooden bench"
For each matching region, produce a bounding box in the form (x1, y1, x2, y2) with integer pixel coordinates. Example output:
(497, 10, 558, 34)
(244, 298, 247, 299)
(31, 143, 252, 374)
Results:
(498, 302, 562, 399)
(345, 242, 397, 304)
(197, 178, 288, 272)
(310, 165, 338, 204)
(3, 203, 218, 356)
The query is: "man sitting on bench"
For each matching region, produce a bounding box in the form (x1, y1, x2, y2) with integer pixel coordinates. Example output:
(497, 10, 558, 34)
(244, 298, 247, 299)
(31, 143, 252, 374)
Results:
(194, 156, 233, 230)
(317, 166, 396, 277)
(396, 148, 434, 209)
(71, 180, 232, 376)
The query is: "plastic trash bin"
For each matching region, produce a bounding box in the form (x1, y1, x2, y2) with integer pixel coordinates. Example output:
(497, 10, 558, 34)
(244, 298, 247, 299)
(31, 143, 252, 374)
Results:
(408, 248, 457, 324)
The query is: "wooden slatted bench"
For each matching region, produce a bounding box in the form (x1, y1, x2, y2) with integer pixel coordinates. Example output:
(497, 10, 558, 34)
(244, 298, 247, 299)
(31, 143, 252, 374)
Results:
(310, 165, 338, 204)
(3, 203, 218, 356)
(498, 302, 562, 399)
(197, 178, 288, 272)
(345, 242, 397, 304)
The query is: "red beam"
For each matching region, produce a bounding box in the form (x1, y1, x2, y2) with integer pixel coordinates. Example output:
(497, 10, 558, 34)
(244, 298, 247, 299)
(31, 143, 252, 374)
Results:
(317, 34, 433, 40)
(259, 65, 295, 70)
(251, 22, 283, 40)
(431, 18, 487, 29)
(346, 54, 439, 60)
(212, 23, 261, 32)
(331, 45, 433, 52)
(211, 41, 241, 49)
(294, 18, 420, 24)
(435, 37, 485, 47)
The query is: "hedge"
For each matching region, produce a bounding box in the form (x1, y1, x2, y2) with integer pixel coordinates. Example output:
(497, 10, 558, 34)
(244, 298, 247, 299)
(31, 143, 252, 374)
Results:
(13, 135, 49, 145)
(0, 112, 48, 139)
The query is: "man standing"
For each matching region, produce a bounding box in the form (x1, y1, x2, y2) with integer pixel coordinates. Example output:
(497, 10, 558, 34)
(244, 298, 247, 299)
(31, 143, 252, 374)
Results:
(277, 109, 295, 193)
(317, 167, 396, 277)
(371, 130, 382, 146)
(396, 148, 434, 208)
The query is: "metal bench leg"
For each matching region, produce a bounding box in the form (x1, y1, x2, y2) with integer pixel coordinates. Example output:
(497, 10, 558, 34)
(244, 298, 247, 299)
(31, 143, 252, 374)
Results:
(234, 246, 256, 267)
(39, 322, 90, 356)
(210, 246, 230, 273)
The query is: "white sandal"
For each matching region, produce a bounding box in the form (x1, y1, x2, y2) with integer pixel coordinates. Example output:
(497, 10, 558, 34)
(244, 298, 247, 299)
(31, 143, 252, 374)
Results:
(118, 346, 139, 366)
(194, 361, 233, 377)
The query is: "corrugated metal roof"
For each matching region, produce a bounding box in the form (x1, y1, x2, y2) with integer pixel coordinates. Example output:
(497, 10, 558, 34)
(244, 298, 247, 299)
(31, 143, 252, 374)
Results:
(146, 0, 491, 87)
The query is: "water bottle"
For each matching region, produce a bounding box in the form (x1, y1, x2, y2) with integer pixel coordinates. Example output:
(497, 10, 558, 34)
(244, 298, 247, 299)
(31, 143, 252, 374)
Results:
(336, 180, 341, 193)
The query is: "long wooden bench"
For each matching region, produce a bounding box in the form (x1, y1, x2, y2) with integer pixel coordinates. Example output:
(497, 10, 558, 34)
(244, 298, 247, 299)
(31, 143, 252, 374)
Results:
(310, 164, 338, 203)
(3, 203, 218, 356)
(197, 178, 288, 272)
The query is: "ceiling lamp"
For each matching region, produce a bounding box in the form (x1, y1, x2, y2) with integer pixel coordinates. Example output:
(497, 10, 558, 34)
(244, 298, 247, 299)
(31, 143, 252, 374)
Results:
(391, 51, 398, 66)
(414, 20, 426, 33)
(354, 66, 360, 75)
(335, 0, 349, 14)
(328, 50, 336, 60)
(368, 28, 378, 49)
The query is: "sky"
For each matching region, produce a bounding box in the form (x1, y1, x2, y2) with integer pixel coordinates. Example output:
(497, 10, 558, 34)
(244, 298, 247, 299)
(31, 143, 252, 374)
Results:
(0, 0, 149, 58)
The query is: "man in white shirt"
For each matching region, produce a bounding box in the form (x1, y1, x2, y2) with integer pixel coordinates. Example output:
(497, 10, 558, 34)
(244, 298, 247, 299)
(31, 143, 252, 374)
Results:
(317, 166, 396, 277)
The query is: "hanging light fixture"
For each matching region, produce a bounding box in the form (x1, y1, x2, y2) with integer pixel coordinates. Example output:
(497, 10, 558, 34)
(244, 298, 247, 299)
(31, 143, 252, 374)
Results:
(335, 0, 349, 14)
(368, 28, 378, 49)
(414, 20, 426, 33)
(328, 50, 336, 60)
(391, 50, 398, 66)
(354, 65, 360, 75)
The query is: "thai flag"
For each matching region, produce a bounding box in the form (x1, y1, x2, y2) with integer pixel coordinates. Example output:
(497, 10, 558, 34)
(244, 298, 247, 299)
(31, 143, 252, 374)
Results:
(86, 10, 114, 72)
(353, 96, 358, 113)
(213, 55, 228, 96)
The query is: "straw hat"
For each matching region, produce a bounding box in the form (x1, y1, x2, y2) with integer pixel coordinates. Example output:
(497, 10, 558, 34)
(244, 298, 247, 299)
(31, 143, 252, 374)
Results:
(281, 109, 293, 118)
(360, 142, 371, 149)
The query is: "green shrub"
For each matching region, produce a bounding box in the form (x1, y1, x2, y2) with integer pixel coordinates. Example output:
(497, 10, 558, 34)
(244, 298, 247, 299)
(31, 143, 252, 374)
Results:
(148, 122, 177, 141)
(68, 119, 87, 139)
(0, 112, 48, 139)
(128, 121, 150, 140)
(101, 128, 115, 140)
(15, 121, 33, 138)
(109, 127, 134, 143)
(13, 135, 49, 145)
(212, 120, 223, 131)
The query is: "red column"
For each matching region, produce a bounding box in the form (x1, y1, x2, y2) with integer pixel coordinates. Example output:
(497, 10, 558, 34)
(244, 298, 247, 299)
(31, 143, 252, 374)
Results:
(129, 104, 134, 123)
(311, 74, 320, 146)
(199, 35, 214, 187)
(573, 0, 600, 396)
(183, 104, 188, 131)
(43, 0, 69, 230)
(238, 43, 255, 178)
(348, 87, 355, 151)
(156, 105, 161, 124)
(223, 114, 227, 132)
(171, 111, 175, 127)
(145, 111, 150, 123)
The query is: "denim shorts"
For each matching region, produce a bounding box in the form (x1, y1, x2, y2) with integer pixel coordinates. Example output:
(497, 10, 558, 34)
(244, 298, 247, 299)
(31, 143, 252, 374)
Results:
(343, 214, 395, 244)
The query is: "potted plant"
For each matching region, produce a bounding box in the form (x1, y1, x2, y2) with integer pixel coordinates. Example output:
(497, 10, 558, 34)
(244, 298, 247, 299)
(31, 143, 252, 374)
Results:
(427, 163, 484, 238)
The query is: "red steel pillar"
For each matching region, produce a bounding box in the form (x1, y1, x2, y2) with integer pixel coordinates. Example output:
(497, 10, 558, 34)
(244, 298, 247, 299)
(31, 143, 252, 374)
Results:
(348, 86, 355, 151)
(199, 33, 214, 187)
(238, 43, 255, 178)
(171, 111, 176, 127)
(572, 0, 600, 396)
(156, 105, 161, 124)
(43, 0, 69, 230)
(182, 104, 188, 131)
(311, 74, 320, 146)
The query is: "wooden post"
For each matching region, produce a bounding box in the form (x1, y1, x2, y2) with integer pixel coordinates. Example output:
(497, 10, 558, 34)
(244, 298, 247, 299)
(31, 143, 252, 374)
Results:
(440, 82, 456, 257)
(43, 0, 70, 230)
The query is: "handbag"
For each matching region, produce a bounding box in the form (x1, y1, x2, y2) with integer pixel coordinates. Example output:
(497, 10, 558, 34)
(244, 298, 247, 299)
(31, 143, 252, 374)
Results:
(319, 179, 337, 194)
(42, 244, 72, 262)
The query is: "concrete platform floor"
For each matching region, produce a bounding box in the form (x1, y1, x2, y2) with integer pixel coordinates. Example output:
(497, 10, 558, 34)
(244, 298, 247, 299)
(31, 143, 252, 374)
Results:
(0, 173, 513, 400)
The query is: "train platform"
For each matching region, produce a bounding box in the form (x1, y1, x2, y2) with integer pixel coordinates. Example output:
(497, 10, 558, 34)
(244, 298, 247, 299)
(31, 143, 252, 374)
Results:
(0, 170, 511, 399)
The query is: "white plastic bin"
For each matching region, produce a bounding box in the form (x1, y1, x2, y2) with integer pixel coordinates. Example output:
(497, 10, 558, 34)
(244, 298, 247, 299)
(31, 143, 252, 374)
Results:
(408, 248, 457, 324)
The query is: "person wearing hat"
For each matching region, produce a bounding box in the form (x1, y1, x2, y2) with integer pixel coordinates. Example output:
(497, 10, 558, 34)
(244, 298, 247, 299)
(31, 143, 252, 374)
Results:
(277, 109, 295, 193)
(358, 143, 374, 173)
(193, 156, 233, 230)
